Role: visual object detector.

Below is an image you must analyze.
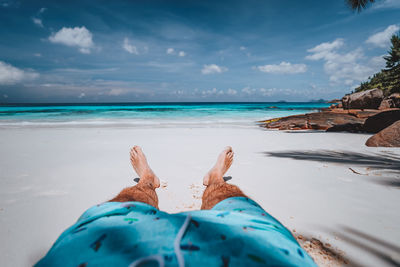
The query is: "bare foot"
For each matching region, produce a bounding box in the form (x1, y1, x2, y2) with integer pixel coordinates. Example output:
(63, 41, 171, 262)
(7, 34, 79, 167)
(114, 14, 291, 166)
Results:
(203, 146, 234, 186)
(130, 146, 160, 188)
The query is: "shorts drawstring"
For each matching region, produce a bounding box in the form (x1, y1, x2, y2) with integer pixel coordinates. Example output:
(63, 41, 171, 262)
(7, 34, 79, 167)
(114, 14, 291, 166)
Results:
(129, 213, 192, 267)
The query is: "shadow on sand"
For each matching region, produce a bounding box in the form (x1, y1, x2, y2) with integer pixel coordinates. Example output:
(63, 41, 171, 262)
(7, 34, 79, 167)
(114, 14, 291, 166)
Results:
(301, 226, 400, 266)
(264, 150, 400, 187)
(264, 150, 400, 171)
(265, 150, 400, 265)
(333, 226, 400, 267)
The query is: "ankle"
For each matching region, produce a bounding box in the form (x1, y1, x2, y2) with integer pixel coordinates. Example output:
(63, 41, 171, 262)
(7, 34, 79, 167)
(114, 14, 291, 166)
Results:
(207, 175, 224, 185)
(138, 179, 156, 189)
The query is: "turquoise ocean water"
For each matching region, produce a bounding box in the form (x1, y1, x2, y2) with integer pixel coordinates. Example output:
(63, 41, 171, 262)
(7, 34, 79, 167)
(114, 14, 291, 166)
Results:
(0, 102, 330, 127)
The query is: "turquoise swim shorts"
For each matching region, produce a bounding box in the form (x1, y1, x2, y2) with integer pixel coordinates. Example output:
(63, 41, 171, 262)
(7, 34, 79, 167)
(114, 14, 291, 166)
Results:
(35, 197, 316, 267)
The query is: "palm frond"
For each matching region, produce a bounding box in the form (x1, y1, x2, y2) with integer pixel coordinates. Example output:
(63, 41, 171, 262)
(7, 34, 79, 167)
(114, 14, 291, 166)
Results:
(346, 0, 375, 12)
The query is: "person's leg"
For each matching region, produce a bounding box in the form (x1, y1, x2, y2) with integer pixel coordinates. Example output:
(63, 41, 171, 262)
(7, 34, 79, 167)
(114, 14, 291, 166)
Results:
(201, 147, 247, 210)
(109, 146, 161, 209)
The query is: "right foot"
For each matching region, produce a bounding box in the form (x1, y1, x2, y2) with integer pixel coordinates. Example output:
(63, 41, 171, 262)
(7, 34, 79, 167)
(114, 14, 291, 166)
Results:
(130, 146, 160, 188)
(203, 146, 234, 186)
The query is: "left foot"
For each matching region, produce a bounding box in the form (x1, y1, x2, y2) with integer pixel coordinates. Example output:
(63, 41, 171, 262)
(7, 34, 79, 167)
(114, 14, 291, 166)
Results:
(203, 146, 234, 186)
(130, 146, 160, 188)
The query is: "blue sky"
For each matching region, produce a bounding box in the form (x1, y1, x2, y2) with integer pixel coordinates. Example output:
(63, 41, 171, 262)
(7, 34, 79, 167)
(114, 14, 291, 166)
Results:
(0, 0, 399, 103)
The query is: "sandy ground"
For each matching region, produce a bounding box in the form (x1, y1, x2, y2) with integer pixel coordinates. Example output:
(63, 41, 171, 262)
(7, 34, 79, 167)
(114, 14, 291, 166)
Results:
(0, 125, 399, 266)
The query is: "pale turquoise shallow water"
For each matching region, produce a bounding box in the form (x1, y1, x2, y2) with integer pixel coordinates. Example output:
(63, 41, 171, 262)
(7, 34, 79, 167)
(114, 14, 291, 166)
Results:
(0, 102, 330, 127)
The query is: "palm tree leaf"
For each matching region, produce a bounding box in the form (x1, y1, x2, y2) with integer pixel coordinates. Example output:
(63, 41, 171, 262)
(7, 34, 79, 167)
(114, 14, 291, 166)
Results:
(346, 0, 375, 12)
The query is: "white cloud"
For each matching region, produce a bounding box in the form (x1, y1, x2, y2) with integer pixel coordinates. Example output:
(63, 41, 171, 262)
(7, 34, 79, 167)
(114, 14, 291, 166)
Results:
(323, 49, 368, 84)
(122, 38, 138, 55)
(305, 38, 344, 60)
(166, 48, 175, 54)
(49, 26, 94, 54)
(257, 61, 307, 74)
(242, 87, 257, 94)
(259, 88, 267, 95)
(166, 48, 186, 57)
(0, 61, 39, 85)
(201, 64, 228, 74)
(32, 7, 46, 27)
(172, 90, 184, 95)
(78, 92, 85, 98)
(202, 87, 218, 95)
(32, 17, 43, 27)
(366, 24, 399, 48)
(259, 88, 281, 96)
(372, 0, 400, 9)
(369, 55, 386, 68)
(200, 88, 224, 96)
(107, 88, 128, 96)
(227, 88, 237, 95)
(196, 86, 322, 99)
(34, 53, 41, 57)
(239, 46, 251, 56)
(306, 39, 383, 86)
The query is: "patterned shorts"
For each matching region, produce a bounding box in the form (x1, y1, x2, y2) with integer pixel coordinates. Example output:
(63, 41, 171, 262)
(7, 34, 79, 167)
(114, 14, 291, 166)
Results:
(36, 197, 317, 267)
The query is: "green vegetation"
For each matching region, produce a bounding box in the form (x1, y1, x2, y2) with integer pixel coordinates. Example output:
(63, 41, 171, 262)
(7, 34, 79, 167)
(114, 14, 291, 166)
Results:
(384, 34, 400, 68)
(355, 33, 400, 96)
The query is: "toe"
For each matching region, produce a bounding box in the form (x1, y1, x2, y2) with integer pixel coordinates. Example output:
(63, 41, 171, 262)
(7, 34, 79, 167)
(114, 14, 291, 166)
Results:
(134, 146, 144, 155)
(154, 176, 161, 188)
(130, 147, 137, 157)
(203, 174, 210, 186)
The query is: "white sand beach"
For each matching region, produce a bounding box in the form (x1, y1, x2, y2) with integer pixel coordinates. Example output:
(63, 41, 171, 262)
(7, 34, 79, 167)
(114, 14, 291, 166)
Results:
(0, 124, 399, 266)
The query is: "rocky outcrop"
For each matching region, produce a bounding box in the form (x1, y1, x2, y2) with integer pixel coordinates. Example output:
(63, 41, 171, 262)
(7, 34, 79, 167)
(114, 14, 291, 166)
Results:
(378, 93, 400, 110)
(365, 121, 400, 147)
(341, 88, 383, 109)
(329, 109, 380, 118)
(261, 111, 369, 130)
(326, 123, 364, 133)
(259, 108, 400, 132)
(363, 110, 400, 133)
(389, 93, 400, 108)
(378, 99, 394, 110)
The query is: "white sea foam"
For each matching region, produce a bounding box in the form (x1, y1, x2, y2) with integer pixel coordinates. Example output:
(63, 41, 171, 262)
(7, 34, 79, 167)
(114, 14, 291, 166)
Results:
(0, 117, 267, 129)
